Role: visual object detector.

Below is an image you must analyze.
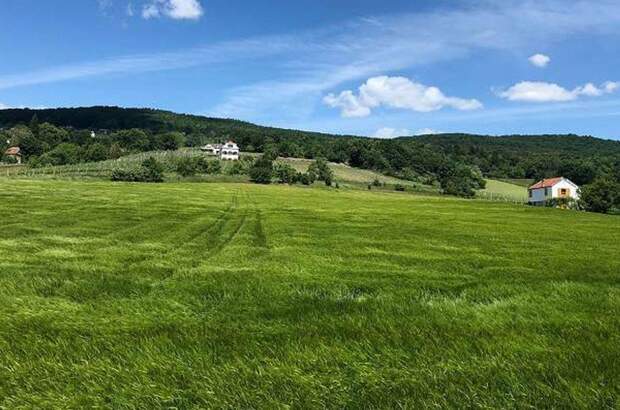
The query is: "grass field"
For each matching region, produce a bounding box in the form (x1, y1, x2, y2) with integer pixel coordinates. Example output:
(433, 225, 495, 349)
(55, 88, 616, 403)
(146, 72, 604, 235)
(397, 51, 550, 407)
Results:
(1, 179, 619, 408)
(478, 179, 529, 202)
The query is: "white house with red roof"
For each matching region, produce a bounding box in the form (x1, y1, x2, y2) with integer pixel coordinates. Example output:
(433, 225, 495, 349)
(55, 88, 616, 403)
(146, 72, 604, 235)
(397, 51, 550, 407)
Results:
(528, 177, 580, 205)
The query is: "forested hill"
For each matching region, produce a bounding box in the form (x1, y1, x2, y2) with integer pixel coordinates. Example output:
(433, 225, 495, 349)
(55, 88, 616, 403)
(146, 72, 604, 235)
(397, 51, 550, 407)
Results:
(1, 106, 619, 190)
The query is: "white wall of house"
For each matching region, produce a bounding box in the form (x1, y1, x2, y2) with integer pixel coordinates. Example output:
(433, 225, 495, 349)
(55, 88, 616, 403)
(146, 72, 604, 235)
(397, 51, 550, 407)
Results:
(553, 179, 580, 200)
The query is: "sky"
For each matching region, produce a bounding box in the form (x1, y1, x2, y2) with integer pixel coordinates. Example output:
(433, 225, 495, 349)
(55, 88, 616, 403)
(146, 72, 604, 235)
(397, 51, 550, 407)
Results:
(1, 0, 620, 140)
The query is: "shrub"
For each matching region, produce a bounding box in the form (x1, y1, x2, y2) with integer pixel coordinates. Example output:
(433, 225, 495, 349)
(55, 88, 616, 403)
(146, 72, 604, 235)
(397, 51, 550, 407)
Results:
(372, 178, 381, 187)
(249, 156, 273, 184)
(37, 143, 80, 166)
(140, 157, 165, 182)
(394, 184, 406, 192)
(111, 157, 164, 183)
(111, 168, 140, 182)
(580, 178, 620, 213)
(308, 158, 334, 185)
(274, 163, 297, 184)
(207, 160, 222, 174)
(83, 143, 109, 162)
(176, 157, 199, 177)
(439, 163, 486, 198)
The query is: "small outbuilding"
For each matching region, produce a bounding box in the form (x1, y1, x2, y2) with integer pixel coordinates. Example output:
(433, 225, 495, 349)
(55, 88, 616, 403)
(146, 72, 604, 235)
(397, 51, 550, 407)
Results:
(4, 146, 22, 164)
(528, 177, 579, 205)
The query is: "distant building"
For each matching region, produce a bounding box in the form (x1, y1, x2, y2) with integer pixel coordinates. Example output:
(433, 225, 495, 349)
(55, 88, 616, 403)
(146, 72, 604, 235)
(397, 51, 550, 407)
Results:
(4, 146, 22, 164)
(528, 177, 579, 205)
(200, 141, 240, 161)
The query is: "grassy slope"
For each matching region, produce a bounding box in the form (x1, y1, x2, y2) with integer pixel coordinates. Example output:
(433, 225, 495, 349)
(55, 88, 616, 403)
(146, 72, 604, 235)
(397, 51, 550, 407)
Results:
(2, 150, 428, 191)
(279, 157, 414, 185)
(478, 179, 529, 202)
(0, 180, 619, 408)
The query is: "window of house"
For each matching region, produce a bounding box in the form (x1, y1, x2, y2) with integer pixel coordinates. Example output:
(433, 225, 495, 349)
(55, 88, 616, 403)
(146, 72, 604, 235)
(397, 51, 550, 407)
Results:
(529, 190, 533, 198)
(545, 187, 550, 196)
(560, 188, 568, 196)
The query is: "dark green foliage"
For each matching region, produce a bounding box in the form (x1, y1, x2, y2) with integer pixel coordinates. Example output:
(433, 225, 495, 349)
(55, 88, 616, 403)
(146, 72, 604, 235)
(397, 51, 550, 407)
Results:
(394, 184, 406, 192)
(440, 163, 486, 198)
(156, 132, 185, 151)
(83, 143, 109, 162)
(36, 143, 80, 167)
(249, 156, 273, 184)
(1, 107, 619, 198)
(274, 162, 298, 184)
(140, 157, 165, 182)
(109, 143, 123, 159)
(308, 158, 334, 186)
(580, 178, 620, 213)
(176, 157, 199, 177)
(111, 157, 164, 183)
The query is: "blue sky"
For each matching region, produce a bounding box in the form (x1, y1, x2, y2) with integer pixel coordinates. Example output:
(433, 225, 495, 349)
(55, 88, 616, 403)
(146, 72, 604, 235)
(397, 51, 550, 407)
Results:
(1, 0, 620, 140)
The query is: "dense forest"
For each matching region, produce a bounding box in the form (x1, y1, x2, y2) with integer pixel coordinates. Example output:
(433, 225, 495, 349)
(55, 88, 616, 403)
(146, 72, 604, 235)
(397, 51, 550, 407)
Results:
(1, 106, 619, 201)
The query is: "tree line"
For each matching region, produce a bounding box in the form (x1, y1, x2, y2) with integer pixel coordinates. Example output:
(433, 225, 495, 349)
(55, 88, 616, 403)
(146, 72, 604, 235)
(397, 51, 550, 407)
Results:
(1, 107, 619, 211)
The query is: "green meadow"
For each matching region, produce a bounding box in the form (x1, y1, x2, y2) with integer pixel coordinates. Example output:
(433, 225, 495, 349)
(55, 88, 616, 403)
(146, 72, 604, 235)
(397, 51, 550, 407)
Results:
(0, 179, 619, 408)
(477, 179, 529, 202)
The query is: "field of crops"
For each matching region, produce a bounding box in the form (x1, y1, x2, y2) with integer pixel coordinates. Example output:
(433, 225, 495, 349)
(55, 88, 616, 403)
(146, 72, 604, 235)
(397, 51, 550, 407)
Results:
(477, 179, 529, 202)
(0, 179, 618, 407)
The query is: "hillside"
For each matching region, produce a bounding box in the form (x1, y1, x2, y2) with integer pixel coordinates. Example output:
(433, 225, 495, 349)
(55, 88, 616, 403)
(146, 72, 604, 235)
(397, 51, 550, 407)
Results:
(2, 106, 620, 204)
(1, 178, 618, 407)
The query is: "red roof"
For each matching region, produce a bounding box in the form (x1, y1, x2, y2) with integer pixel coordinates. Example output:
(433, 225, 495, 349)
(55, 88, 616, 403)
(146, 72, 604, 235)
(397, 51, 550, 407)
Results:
(4, 146, 21, 156)
(529, 177, 563, 190)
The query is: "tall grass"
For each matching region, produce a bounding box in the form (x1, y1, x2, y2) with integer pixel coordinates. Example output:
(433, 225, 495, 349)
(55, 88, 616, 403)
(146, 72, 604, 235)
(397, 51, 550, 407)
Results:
(0, 179, 618, 407)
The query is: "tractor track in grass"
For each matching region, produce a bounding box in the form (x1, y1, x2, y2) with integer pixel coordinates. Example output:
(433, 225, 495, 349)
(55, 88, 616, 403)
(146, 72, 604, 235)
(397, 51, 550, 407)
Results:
(120, 192, 241, 269)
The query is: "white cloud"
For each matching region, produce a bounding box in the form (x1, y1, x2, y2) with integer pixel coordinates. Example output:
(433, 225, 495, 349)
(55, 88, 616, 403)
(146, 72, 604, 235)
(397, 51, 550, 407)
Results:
(372, 127, 411, 138)
(324, 76, 482, 118)
(126, 2, 135, 17)
(142, 0, 203, 20)
(528, 53, 550, 67)
(499, 81, 619, 102)
(415, 128, 440, 135)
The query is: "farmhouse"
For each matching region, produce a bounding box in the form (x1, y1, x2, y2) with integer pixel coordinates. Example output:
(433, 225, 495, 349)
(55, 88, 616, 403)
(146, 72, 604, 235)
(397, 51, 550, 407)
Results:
(4, 146, 22, 164)
(201, 141, 240, 161)
(528, 177, 579, 205)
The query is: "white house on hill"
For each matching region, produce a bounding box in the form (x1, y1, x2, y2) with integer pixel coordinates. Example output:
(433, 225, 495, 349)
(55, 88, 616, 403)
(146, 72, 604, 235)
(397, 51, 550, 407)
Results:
(528, 177, 579, 205)
(201, 141, 240, 161)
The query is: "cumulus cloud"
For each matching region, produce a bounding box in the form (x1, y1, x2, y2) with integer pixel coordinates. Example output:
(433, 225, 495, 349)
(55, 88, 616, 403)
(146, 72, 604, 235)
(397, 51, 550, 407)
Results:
(372, 127, 411, 138)
(142, 0, 203, 20)
(499, 81, 620, 102)
(528, 53, 550, 67)
(324, 76, 482, 118)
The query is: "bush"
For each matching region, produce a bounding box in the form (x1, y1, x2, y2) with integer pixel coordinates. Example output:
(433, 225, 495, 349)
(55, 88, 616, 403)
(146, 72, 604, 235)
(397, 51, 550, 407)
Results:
(140, 157, 164, 182)
(249, 156, 273, 184)
(308, 158, 334, 185)
(111, 157, 164, 183)
(372, 178, 381, 187)
(83, 143, 109, 162)
(176, 157, 199, 177)
(580, 178, 620, 213)
(207, 160, 222, 174)
(439, 163, 486, 198)
(274, 162, 297, 184)
(37, 143, 80, 166)
(394, 184, 406, 192)
(1, 154, 18, 164)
